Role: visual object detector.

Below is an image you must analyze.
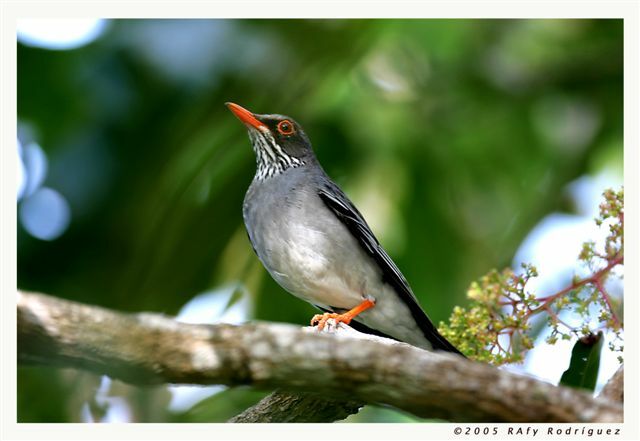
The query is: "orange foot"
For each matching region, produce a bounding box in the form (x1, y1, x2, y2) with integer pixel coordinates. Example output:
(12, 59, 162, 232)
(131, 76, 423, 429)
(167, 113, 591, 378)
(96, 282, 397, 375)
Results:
(310, 298, 375, 331)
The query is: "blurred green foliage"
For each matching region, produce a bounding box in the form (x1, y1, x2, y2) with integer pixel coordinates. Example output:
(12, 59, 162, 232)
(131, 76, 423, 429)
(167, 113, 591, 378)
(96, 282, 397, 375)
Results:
(18, 19, 622, 422)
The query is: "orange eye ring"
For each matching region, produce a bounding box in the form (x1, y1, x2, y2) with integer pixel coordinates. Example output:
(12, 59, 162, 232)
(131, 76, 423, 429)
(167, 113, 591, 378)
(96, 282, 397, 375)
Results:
(277, 120, 295, 136)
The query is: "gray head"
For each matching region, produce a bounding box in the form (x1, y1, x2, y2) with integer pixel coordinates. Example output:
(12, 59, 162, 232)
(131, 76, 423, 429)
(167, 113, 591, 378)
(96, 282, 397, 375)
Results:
(226, 102, 316, 180)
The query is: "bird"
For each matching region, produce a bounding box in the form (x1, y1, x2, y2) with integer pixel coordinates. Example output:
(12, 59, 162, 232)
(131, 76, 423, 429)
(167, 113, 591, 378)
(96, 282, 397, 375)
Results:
(226, 102, 463, 355)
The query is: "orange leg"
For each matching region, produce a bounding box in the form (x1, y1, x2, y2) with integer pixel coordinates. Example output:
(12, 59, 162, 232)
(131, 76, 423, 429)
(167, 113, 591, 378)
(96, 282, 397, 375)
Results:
(310, 298, 376, 330)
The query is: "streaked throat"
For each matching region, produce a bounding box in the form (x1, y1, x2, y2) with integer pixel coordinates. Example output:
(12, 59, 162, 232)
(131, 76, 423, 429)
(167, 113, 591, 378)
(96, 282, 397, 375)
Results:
(249, 130, 304, 180)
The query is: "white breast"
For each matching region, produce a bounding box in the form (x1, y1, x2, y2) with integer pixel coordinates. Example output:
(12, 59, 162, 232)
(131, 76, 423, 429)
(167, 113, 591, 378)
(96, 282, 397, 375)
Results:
(257, 207, 371, 310)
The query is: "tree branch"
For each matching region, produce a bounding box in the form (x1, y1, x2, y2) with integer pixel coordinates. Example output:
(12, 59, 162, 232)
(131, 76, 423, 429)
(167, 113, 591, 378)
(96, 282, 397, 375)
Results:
(598, 365, 624, 403)
(17, 291, 622, 423)
(228, 390, 362, 423)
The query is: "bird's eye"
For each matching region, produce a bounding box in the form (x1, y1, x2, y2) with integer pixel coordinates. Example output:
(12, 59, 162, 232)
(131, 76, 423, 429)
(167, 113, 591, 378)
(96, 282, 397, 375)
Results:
(277, 120, 295, 136)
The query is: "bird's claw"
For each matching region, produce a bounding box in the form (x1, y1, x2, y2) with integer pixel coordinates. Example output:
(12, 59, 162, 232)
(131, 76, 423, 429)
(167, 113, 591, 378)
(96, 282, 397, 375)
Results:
(310, 299, 374, 331)
(310, 312, 350, 331)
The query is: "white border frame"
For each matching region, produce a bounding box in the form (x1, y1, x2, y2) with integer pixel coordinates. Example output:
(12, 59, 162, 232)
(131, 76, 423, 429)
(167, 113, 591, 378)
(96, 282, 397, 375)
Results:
(2, 2, 638, 440)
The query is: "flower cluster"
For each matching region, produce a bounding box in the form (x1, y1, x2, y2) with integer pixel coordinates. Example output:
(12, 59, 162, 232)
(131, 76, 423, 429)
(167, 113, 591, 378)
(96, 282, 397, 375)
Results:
(439, 188, 624, 365)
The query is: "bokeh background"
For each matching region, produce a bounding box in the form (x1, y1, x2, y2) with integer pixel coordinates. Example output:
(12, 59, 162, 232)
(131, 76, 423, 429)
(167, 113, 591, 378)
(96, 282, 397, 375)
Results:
(17, 19, 623, 422)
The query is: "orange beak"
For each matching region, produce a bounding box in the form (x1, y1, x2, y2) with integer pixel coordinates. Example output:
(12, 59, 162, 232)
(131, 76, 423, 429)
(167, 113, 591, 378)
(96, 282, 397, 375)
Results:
(225, 102, 267, 130)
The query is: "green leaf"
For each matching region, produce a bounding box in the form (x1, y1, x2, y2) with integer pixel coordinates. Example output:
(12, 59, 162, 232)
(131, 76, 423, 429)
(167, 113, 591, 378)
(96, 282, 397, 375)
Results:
(560, 332, 604, 391)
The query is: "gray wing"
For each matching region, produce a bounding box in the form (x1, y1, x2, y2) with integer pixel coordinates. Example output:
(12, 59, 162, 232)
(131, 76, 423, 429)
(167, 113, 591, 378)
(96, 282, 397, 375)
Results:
(318, 180, 463, 355)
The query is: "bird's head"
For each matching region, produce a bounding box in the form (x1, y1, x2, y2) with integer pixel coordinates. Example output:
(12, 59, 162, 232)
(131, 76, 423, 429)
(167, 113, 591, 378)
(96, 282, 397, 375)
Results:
(226, 102, 315, 180)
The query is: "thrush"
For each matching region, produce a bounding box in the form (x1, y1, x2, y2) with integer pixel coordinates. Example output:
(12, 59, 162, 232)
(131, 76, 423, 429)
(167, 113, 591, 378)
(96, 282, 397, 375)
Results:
(227, 102, 462, 354)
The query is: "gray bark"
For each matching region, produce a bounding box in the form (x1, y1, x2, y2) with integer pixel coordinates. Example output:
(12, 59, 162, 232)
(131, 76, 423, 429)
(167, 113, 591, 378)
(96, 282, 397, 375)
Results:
(18, 291, 623, 423)
(228, 391, 363, 423)
(598, 365, 624, 403)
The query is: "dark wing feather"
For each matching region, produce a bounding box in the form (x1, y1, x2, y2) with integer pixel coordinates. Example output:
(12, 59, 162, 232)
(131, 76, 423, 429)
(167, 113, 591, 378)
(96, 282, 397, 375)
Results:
(318, 181, 463, 355)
